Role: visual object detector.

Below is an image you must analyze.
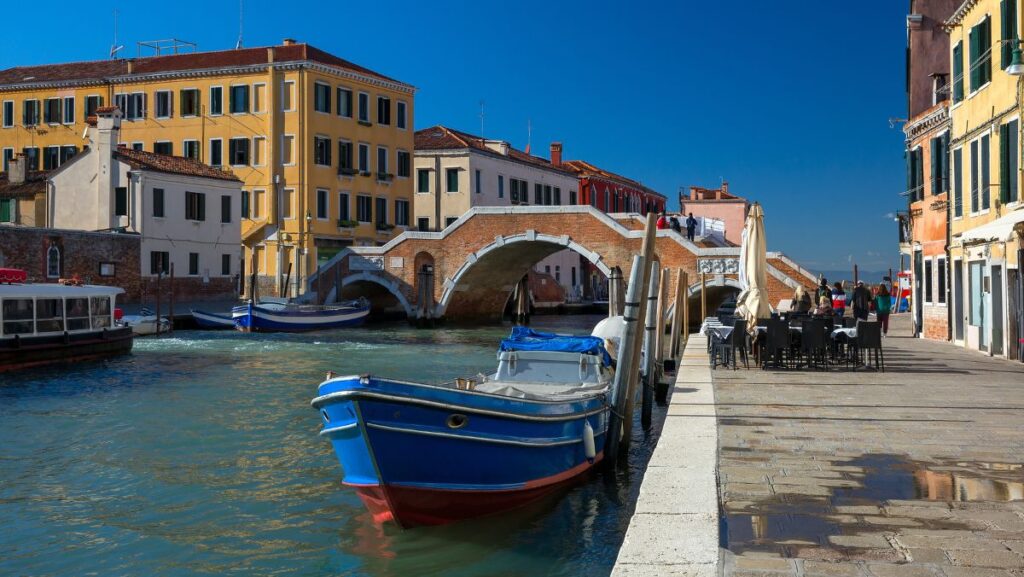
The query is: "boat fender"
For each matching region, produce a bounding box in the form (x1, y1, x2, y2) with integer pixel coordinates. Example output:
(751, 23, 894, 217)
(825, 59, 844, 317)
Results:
(325, 371, 336, 381)
(583, 420, 596, 463)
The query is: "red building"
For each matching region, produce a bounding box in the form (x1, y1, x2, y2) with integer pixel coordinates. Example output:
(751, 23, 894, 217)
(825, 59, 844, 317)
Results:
(548, 143, 666, 214)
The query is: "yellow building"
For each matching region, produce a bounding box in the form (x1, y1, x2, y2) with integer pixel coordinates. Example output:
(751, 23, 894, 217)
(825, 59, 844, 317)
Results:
(0, 39, 415, 297)
(945, 0, 1023, 359)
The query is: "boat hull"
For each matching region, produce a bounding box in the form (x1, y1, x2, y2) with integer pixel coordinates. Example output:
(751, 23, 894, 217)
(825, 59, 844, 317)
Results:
(312, 376, 609, 528)
(191, 309, 235, 330)
(0, 326, 134, 372)
(235, 302, 369, 332)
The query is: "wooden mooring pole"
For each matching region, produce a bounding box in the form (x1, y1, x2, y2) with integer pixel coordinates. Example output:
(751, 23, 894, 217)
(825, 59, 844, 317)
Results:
(168, 263, 174, 334)
(667, 268, 685, 366)
(700, 272, 707, 322)
(155, 270, 162, 336)
(682, 271, 689, 346)
(640, 264, 661, 430)
(604, 254, 645, 468)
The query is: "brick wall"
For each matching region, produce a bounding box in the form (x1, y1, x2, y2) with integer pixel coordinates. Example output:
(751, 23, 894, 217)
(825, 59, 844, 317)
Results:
(0, 227, 142, 301)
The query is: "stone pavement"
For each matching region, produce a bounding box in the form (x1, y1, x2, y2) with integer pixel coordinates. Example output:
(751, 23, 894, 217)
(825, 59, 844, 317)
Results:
(716, 314, 1024, 576)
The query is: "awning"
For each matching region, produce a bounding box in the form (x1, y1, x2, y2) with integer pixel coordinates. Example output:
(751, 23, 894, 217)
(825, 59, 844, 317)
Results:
(959, 208, 1024, 244)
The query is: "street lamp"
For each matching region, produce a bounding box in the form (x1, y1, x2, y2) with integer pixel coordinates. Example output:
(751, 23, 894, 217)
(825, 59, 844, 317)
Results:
(1007, 41, 1024, 76)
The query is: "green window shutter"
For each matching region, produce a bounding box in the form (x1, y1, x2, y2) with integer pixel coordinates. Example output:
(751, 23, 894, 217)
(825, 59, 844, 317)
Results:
(1000, 123, 1011, 203)
(907, 149, 915, 200)
(916, 149, 925, 202)
(0, 199, 11, 223)
(1002, 0, 1012, 69)
(953, 44, 964, 102)
(969, 26, 980, 91)
(931, 138, 941, 196)
(984, 18, 993, 85)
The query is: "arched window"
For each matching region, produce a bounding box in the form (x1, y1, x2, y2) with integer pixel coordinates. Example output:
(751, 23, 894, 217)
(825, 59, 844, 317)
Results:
(46, 245, 60, 278)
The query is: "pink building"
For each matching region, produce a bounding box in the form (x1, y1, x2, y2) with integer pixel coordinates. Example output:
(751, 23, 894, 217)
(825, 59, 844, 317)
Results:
(678, 181, 751, 246)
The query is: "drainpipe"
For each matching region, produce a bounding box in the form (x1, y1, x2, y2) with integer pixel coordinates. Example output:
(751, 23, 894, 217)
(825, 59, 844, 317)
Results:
(297, 65, 307, 298)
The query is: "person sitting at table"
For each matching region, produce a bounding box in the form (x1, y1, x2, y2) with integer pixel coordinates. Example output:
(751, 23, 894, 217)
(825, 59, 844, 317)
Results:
(790, 286, 813, 314)
(813, 295, 833, 318)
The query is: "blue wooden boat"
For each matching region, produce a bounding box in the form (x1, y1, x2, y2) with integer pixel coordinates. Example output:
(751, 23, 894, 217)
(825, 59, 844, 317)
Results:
(234, 298, 369, 332)
(190, 309, 235, 329)
(311, 327, 614, 527)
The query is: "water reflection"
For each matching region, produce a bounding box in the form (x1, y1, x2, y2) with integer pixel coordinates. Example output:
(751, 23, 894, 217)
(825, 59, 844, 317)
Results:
(914, 469, 1024, 502)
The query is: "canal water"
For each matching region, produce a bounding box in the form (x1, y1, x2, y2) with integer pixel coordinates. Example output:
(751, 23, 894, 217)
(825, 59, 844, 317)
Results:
(0, 315, 666, 577)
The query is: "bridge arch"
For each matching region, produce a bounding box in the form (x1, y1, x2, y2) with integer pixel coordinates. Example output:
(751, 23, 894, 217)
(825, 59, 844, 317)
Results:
(340, 272, 414, 318)
(436, 232, 613, 320)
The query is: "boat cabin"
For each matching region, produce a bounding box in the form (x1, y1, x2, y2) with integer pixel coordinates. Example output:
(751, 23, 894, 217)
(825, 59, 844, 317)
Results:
(0, 283, 123, 339)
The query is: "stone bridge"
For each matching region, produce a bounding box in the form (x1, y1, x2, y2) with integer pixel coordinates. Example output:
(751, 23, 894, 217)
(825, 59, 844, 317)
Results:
(309, 206, 818, 323)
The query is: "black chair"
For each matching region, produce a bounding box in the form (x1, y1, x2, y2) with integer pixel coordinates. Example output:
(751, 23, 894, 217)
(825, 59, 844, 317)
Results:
(762, 319, 791, 369)
(714, 319, 749, 370)
(799, 319, 829, 370)
(854, 321, 884, 371)
(842, 317, 857, 329)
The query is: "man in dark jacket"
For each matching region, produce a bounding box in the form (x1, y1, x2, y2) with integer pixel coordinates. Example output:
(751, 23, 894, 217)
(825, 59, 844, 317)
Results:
(685, 213, 697, 241)
(851, 280, 872, 321)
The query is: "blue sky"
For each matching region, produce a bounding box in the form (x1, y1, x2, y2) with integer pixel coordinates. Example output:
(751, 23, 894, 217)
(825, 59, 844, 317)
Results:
(2, 1, 908, 273)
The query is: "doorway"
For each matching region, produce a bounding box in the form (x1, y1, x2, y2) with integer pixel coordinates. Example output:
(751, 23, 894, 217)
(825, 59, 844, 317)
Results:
(992, 265, 1004, 356)
(913, 250, 923, 337)
(954, 259, 964, 342)
(968, 260, 987, 352)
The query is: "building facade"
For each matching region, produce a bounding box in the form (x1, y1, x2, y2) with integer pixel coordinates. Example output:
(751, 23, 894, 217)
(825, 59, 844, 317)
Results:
(0, 39, 415, 298)
(678, 182, 751, 246)
(945, 0, 1024, 360)
(903, 0, 958, 341)
(559, 158, 666, 215)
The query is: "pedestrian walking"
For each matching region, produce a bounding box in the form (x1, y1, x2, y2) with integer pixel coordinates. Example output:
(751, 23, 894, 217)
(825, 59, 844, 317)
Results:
(685, 212, 697, 242)
(656, 211, 668, 230)
(875, 283, 892, 336)
(851, 280, 872, 321)
(831, 281, 847, 322)
(669, 215, 682, 234)
(790, 285, 813, 314)
(817, 278, 830, 302)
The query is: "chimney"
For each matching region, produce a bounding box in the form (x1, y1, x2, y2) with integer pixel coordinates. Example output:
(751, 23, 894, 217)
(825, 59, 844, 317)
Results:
(94, 107, 123, 230)
(550, 142, 562, 166)
(689, 186, 698, 201)
(8, 154, 25, 184)
(282, 38, 297, 46)
(721, 180, 729, 195)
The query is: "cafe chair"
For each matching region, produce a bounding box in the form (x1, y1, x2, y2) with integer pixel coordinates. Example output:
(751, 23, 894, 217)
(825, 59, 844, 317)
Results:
(854, 321, 884, 372)
(762, 319, 791, 369)
(842, 317, 857, 329)
(799, 319, 829, 370)
(713, 319, 748, 370)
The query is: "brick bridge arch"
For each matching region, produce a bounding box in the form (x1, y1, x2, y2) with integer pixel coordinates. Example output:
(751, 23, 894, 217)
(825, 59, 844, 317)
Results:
(310, 206, 818, 323)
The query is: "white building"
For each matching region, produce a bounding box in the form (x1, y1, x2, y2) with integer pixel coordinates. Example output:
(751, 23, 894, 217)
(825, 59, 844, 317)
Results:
(49, 107, 242, 296)
(414, 125, 583, 298)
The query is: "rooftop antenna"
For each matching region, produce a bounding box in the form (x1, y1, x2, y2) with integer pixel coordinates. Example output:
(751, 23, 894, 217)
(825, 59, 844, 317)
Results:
(109, 9, 124, 59)
(525, 119, 532, 154)
(479, 100, 485, 136)
(235, 0, 244, 49)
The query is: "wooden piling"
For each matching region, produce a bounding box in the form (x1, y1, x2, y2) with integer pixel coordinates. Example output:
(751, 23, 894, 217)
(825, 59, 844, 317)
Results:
(700, 272, 707, 322)
(608, 267, 622, 318)
(654, 267, 667, 371)
(682, 271, 689, 346)
(155, 270, 162, 336)
(168, 263, 174, 334)
(640, 264, 661, 430)
(669, 268, 685, 359)
(618, 212, 657, 454)
(604, 254, 646, 467)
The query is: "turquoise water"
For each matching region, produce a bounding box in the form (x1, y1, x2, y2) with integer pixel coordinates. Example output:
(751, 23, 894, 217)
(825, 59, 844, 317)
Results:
(0, 316, 666, 577)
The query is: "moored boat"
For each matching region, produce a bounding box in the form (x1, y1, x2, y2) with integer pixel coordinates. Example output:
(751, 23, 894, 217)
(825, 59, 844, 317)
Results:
(191, 309, 235, 329)
(121, 308, 171, 336)
(311, 326, 615, 527)
(235, 298, 369, 332)
(0, 269, 133, 372)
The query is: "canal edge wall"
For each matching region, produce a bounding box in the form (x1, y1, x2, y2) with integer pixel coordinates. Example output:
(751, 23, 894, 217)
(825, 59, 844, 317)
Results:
(611, 333, 721, 576)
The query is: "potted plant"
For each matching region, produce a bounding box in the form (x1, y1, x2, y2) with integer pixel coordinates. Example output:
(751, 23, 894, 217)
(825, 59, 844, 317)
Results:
(337, 218, 359, 229)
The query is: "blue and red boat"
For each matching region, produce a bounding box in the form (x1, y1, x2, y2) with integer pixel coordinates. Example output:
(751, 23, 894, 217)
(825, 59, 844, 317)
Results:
(311, 327, 615, 527)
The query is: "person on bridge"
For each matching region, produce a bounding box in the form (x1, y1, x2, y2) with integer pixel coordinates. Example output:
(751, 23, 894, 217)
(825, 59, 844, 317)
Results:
(685, 212, 697, 242)
(669, 215, 682, 234)
(656, 211, 668, 230)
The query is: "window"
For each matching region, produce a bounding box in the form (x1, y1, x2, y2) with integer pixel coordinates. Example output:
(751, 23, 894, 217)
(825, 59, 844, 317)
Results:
(396, 101, 407, 129)
(114, 92, 146, 120)
(475, 169, 482, 194)
(151, 251, 170, 275)
(358, 143, 369, 173)
(375, 197, 387, 226)
(544, 185, 552, 205)
(210, 86, 223, 116)
(186, 191, 206, 221)
(153, 188, 165, 217)
(22, 99, 39, 126)
(252, 137, 265, 166)
(0, 199, 14, 223)
(47, 246, 61, 278)
(155, 90, 172, 118)
(358, 92, 370, 122)
(180, 89, 199, 117)
(99, 263, 115, 277)
(315, 136, 332, 166)
(316, 189, 328, 219)
(252, 189, 265, 219)
(281, 134, 295, 165)
(498, 175, 504, 198)
(377, 146, 388, 178)
(230, 138, 250, 166)
(2, 101, 12, 127)
(1002, 0, 1018, 69)
(953, 147, 963, 218)
(925, 259, 934, 303)
(189, 253, 199, 276)
(338, 192, 350, 222)
(377, 96, 391, 125)
(937, 257, 947, 304)
(43, 146, 59, 170)
(999, 119, 1019, 204)
(132, 142, 143, 151)
(44, 98, 61, 124)
(252, 84, 266, 113)
(930, 133, 949, 195)
(446, 168, 459, 192)
(282, 189, 294, 219)
(397, 150, 410, 178)
(221, 195, 232, 223)
(554, 187, 561, 205)
(535, 183, 543, 204)
(115, 187, 128, 216)
(338, 140, 354, 174)
(314, 82, 331, 113)
(968, 17, 992, 93)
(337, 87, 352, 117)
(395, 199, 409, 226)
(907, 147, 924, 201)
(61, 146, 79, 163)
(210, 139, 223, 167)
(445, 217, 458, 227)
(356, 195, 372, 223)
(62, 96, 74, 124)
(85, 95, 102, 118)
(230, 85, 249, 114)
(417, 169, 431, 193)
(418, 217, 430, 231)
(281, 80, 295, 111)
(183, 140, 199, 160)
(981, 134, 991, 211)
(510, 178, 528, 204)
(154, 141, 173, 156)
(222, 254, 232, 276)
(241, 190, 250, 218)
(1, 149, 12, 172)
(22, 147, 39, 171)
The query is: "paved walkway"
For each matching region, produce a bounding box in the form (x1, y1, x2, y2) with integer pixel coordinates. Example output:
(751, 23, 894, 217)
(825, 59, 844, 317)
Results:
(716, 314, 1024, 576)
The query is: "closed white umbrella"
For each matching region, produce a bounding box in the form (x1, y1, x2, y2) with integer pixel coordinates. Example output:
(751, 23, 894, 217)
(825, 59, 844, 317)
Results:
(735, 203, 771, 334)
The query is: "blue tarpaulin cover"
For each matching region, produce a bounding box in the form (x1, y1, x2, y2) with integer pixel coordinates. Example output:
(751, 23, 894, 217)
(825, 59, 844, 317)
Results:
(499, 327, 612, 366)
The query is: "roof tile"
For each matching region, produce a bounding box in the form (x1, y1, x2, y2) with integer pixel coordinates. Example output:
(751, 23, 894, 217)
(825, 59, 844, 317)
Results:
(113, 147, 241, 182)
